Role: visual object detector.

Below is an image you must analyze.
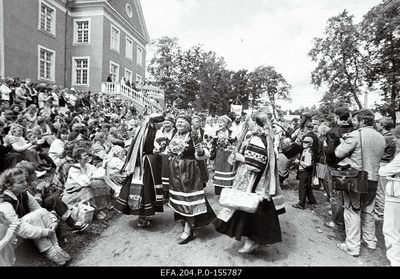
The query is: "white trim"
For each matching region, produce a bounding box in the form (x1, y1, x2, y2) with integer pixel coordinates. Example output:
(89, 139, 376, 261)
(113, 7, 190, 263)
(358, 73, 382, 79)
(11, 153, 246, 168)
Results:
(135, 74, 142, 83)
(0, 0, 4, 79)
(69, 10, 147, 49)
(125, 36, 133, 61)
(124, 68, 132, 83)
(110, 24, 120, 53)
(37, 45, 56, 83)
(71, 56, 90, 87)
(109, 61, 119, 82)
(38, 0, 57, 38)
(169, 189, 205, 197)
(72, 18, 91, 45)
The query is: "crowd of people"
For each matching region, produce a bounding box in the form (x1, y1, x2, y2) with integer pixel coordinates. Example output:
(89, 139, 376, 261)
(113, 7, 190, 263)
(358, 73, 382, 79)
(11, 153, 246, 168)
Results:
(0, 75, 399, 267)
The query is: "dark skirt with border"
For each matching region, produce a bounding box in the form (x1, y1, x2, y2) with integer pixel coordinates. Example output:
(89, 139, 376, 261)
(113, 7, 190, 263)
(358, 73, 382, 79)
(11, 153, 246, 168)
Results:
(213, 199, 282, 245)
(112, 154, 164, 216)
(168, 158, 216, 227)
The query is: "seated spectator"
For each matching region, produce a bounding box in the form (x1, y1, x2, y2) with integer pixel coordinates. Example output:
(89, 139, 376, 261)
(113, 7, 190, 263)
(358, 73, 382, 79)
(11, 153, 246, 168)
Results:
(68, 123, 88, 141)
(108, 127, 125, 147)
(61, 147, 112, 220)
(16, 161, 89, 234)
(102, 145, 127, 187)
(0, 120, 22, 172)
(9, 104, 21, 122)
(52, 141, 75, 191)
(7, 124, 47, 176)
(48, 128, 69, 168)
(0, 168, 70, 266)
(0, 211, 19, 266)
(22, 104, 38, 132)
(91, 131, 112, 167)
(31, 116, 56, 147)
(26, 132, 55, 169)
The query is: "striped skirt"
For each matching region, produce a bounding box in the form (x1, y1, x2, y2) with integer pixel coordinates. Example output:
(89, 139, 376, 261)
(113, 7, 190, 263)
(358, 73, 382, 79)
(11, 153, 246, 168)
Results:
(213, 149, 236, 195)
(168, 158, 216, 227)
(112, 155, 164, 216)
(161, 154, 170, 193)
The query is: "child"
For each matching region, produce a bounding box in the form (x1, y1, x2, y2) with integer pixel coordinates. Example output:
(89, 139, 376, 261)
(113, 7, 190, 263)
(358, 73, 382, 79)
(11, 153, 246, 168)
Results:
(292, 136, 317, 210)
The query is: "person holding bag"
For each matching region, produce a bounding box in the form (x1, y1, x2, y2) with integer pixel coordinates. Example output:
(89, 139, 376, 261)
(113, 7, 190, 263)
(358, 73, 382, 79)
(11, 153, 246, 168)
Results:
(378, 125, 400, 266)
(334, 109, 385, 257)
(214, 108, 285, 254)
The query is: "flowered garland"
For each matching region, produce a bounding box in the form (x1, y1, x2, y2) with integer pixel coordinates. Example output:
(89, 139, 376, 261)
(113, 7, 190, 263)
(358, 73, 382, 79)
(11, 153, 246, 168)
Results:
(166, 132, 191, 160)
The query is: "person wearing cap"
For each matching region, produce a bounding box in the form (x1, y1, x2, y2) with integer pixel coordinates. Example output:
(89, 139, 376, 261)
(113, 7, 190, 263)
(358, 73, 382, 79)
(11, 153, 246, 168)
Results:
(210, 115, 238, 195)
(335, 109, 385, 257)
(112, 113, 165, 227)
(153, 114, 176, 202)
(292, 136, 317, 210)
(165, 113, 216, 244)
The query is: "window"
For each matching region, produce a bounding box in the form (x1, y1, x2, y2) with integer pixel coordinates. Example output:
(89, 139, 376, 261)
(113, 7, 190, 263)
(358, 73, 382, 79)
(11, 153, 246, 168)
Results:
(125, 69, 133, 84)
(73, 57, 89, 86)
(38, 46, 55, 81)
(126, 4, 133, 18)
(125, 37, 133, 60)
(39, 2, 56, 36)
(136, 74, 142, 83)
(74, 20, 90, 44)
(110, 25, 120, 52)
(136, 46, 143, 66)
(109, 61, 119, 82)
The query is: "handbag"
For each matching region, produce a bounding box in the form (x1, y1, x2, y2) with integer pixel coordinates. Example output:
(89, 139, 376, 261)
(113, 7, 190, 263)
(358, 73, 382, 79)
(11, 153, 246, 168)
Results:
(282, 142, 303, 159)
(71, 200, 95, 224)
(330, 130, 369, 193)
(219, 175, 262, 213)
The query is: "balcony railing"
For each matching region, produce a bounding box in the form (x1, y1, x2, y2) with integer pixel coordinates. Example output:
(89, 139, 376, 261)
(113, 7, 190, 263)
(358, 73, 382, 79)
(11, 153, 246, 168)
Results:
(101, 82, 164, 113)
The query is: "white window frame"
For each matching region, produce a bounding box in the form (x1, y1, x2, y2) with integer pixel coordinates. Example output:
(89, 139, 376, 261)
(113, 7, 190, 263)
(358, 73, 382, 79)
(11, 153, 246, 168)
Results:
(73, 18, 91, 45)
(136, 74, 142, 83)
(124, 68, 133, 84)
(125, 37, 133, 61)
(136, 46, 143, 66)
(72, 56, 90, 87)
(109, 61, 120, 82)
(110, 24, 120, 53)
(38, 45, 56, 82)
(38, 0, 56, 37)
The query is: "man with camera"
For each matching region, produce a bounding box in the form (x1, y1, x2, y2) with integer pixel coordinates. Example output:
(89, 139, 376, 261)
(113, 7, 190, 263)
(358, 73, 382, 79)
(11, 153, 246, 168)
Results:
(334, 109, 385, 257)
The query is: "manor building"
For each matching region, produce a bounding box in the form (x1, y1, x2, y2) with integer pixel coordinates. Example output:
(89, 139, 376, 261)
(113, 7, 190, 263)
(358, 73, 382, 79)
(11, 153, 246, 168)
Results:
(0, 0, 149, 92)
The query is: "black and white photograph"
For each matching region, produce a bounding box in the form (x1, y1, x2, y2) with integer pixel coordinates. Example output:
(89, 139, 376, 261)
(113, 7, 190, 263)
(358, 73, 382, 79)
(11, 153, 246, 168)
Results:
(0, 0, 398, 269)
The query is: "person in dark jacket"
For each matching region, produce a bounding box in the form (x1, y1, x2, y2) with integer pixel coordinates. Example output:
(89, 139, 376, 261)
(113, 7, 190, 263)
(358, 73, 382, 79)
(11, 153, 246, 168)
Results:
(322, 107, 354, 230)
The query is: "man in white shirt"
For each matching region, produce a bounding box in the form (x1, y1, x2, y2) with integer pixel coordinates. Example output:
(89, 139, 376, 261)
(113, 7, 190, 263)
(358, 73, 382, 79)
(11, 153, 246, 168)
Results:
(0, 77, 13, 106)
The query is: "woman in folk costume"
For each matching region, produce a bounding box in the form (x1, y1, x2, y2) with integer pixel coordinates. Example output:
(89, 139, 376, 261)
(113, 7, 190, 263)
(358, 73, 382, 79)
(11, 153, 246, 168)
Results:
(153, 114, 176, 203)
(214, 108, 285, 254)
(112, 113, 165, 227)
(210, 115, 238, 195)
(166, 114, 216, 244)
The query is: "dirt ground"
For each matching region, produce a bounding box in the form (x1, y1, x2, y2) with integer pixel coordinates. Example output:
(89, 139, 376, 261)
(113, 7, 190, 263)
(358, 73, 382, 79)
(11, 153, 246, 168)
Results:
(13, 170, 391, 267)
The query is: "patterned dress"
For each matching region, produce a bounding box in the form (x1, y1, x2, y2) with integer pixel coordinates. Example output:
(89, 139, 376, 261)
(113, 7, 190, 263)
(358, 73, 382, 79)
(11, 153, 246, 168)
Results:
(214, 134, 282, 245)
(211, 129, 237, 195)
(168, 132, 216, 227)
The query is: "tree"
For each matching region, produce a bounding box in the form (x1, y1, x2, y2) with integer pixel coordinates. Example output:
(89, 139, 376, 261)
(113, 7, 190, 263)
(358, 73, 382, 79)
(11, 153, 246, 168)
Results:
(361, 0, 400, 124)
(147, 36, 182, 106)
(308, 10, 365, 110)
(248, 65, 292, 119)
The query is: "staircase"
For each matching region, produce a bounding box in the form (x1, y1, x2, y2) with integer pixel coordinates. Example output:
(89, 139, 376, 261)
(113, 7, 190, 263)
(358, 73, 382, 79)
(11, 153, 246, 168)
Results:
(101, 82, 164, 114)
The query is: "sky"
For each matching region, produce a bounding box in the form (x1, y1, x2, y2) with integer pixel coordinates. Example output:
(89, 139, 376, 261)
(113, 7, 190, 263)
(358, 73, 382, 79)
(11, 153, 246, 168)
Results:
(140, 0, 384, 111)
